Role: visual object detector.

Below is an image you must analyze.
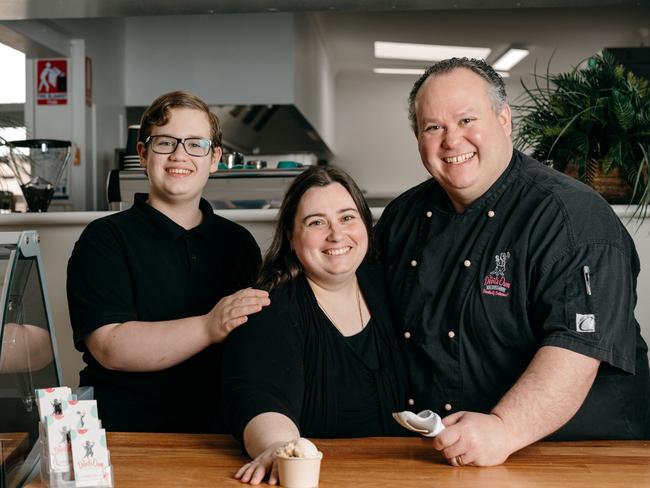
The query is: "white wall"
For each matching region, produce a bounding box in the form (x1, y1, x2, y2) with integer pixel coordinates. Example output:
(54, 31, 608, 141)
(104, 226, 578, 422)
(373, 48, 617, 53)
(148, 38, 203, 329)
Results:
(124, 13, 295, 106)
(293, 13, 336, 152)
(332, 71, 429, 198)
(56, 18, 127, 211)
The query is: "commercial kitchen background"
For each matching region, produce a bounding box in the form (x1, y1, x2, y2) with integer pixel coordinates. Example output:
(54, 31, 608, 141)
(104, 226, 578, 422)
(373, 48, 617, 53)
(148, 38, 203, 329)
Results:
(0, 1, 649, 385)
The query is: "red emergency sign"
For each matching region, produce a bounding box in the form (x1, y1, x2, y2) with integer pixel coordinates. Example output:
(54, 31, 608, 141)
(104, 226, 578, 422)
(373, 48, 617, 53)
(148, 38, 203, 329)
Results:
(36, 59, 68, 105)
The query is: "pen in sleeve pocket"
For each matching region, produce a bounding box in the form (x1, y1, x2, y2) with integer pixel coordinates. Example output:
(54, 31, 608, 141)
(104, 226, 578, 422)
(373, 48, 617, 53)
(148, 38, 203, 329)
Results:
(583, 265, 592, 296)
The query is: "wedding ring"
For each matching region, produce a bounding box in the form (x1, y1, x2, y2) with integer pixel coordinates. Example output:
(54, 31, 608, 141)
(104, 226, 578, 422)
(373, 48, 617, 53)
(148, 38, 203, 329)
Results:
(455, 455, 465, 467)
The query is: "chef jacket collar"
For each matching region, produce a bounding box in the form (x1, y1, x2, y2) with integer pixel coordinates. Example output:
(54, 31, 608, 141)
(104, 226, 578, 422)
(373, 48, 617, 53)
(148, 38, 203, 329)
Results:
(132, 193, 215, 241)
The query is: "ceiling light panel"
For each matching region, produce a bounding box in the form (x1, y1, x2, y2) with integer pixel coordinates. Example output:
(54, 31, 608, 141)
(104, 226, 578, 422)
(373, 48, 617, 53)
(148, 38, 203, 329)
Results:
(373, 67, 510, 78)
(373, 68, 425, 75)
(375, 41, 491, 61)
(492, 48, 529, 71)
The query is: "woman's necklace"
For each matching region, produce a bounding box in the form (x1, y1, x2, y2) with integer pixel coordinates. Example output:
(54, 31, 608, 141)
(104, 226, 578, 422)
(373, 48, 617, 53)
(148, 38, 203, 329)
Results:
(317, 281, 365, 332)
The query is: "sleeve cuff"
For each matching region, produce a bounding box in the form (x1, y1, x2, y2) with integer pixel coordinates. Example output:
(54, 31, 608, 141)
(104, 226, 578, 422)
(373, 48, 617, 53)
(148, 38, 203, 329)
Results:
(72, 313, 138, 350)
(225, 390, 298, 441)
(541, 333, 636, 374)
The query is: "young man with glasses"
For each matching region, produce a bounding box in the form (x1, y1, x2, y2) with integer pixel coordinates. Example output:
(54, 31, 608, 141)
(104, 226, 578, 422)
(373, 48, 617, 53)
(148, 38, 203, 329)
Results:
(67, 91, 269, 433)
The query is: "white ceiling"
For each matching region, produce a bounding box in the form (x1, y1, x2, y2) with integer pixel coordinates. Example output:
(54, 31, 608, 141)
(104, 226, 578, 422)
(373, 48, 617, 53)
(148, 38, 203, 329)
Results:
(0, 0, 643, 20)
(314, 7, 649, 79)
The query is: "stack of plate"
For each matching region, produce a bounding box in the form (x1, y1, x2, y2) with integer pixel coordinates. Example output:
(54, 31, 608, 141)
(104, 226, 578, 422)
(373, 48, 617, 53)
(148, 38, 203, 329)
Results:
(123, 125, 141, 170)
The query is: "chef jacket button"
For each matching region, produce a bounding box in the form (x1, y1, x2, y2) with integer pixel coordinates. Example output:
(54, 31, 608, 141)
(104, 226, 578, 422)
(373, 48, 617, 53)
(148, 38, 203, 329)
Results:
(444, 403, 453, 411)
(410, 260, 418, 267)
(448, 330, 456, 339)
(463, 259, 471, 268)
(404, 331, 411, 339)
(487, 210, 495, 218)
(426, 211, 433, 218)
(408, 398, 415, 406)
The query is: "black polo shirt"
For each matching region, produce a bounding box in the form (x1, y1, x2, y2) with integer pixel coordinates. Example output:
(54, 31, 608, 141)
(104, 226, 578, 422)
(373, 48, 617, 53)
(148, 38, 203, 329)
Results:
(376, 150, 650, 440)
(67, 193, 261, 433)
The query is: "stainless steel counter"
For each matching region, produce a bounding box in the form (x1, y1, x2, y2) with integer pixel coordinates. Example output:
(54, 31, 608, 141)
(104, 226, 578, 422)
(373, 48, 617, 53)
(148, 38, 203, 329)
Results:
(107, 168, 306, 210)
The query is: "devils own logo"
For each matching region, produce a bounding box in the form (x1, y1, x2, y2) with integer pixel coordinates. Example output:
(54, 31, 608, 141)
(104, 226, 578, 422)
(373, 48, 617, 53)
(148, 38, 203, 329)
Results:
(481, 252, 511, 297)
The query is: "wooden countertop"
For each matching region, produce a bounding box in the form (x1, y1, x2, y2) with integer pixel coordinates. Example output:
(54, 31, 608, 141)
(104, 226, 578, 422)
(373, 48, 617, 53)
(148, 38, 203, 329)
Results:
(0, 431, 29, 467)
(26, 433, 650, 487)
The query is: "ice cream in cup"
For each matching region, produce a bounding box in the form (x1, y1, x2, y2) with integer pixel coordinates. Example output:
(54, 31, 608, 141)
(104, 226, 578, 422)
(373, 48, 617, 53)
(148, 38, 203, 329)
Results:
(275, 438, 323, 488)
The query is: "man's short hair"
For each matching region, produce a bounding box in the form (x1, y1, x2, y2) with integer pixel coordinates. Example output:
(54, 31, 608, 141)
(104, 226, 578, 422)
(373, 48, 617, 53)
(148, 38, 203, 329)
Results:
(407, 58, 508, 134)
(138, 90, 222, 148)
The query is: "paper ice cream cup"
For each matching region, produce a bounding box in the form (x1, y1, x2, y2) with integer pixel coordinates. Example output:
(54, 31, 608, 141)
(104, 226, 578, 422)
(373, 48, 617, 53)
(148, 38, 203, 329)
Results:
(276, 451, 323, 488)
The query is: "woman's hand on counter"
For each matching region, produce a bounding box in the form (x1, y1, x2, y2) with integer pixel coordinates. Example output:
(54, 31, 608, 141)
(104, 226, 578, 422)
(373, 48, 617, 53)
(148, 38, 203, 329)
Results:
(205, 287, 270, 343)
(236, 441, 284, 485)
(237, 412, 301, 485)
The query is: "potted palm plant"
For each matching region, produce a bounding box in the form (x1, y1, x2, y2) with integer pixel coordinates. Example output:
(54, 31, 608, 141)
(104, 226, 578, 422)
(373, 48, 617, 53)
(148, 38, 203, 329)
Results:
(513, 50, 650, 219)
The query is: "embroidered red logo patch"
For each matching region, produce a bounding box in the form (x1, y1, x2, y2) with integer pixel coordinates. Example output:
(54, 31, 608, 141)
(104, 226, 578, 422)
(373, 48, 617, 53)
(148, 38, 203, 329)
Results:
(481, 252, 511, 297)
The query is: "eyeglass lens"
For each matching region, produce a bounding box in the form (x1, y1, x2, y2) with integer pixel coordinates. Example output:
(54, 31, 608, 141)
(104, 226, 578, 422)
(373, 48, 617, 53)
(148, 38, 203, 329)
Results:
(149, 136, 212, 157)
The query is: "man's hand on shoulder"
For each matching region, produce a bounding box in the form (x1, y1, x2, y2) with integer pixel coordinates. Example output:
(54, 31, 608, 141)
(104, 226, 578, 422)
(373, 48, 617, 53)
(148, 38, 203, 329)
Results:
(205, 288, 270, 343)
(432, 411, 513, 467)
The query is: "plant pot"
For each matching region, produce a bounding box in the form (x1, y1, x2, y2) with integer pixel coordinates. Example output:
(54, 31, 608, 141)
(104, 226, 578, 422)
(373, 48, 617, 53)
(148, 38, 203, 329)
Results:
(563, 160, 634, 204)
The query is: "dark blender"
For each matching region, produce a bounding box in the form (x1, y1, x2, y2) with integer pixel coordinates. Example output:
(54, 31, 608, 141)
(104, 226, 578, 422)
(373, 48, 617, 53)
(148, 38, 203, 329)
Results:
(0, 139, 71, 212)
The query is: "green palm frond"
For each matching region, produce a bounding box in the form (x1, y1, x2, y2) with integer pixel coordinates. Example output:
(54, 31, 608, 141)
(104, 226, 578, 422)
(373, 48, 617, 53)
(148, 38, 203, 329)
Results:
(636, 104, 650, 126)
(630, 144, 650, 226)
(610, 90, 635, 130)
(585, 158, 600, 185)
(603, 142, 623, 174)
(513, 50, 650, 219)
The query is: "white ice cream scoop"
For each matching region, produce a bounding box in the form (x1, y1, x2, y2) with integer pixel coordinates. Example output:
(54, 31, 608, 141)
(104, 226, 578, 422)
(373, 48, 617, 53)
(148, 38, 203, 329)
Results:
(392, 410, 445, 437)
(275, 437, 320, 458)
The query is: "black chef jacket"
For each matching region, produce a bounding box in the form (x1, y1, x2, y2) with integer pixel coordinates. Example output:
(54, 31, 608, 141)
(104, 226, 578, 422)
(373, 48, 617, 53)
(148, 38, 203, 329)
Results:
(67, 193, 261, 433)
(376, 150, 650, 440)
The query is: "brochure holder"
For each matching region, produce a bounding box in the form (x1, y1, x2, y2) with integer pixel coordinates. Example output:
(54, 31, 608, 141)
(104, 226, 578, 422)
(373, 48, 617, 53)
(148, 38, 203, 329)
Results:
(38, 422, 113, 488)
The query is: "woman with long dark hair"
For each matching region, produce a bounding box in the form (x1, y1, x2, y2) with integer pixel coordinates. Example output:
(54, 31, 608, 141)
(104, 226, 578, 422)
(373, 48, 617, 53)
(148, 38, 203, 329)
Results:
(222, 166, 409, 484)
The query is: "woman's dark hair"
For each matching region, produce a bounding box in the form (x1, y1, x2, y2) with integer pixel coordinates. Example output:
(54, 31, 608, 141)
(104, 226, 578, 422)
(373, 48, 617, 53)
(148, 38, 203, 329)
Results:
(257, 165, 374, 291)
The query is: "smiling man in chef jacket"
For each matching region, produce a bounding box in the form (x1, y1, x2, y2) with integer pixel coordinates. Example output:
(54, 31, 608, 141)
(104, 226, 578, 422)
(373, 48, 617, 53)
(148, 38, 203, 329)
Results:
(375, 58, 650, 466)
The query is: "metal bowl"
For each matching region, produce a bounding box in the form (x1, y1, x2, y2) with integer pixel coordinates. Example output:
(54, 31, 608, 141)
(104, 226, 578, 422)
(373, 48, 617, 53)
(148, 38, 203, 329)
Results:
(245, 160, 267, 169)
(222, 151, 244, 168)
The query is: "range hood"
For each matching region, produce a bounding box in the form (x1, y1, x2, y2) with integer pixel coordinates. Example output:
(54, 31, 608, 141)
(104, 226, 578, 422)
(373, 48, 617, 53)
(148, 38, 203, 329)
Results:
(211, 104, 331, 159)
(127, 104, 332, 159)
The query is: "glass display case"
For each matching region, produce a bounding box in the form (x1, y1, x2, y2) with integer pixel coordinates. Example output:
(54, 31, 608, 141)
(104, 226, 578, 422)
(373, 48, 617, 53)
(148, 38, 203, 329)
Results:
(0, 231, 61, 488)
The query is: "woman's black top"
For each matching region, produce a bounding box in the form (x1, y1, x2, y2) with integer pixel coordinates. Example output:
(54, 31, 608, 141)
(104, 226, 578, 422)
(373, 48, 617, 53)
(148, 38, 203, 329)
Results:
(222, 263, 409, 440)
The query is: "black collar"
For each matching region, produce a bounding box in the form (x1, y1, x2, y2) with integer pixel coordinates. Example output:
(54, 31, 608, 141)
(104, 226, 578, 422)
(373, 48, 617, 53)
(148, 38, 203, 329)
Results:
(132, 193, 215, 241)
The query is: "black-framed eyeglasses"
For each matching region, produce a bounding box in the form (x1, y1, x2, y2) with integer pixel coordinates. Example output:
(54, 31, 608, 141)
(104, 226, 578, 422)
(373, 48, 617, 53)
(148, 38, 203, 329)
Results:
(145, 135, 214, 157)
